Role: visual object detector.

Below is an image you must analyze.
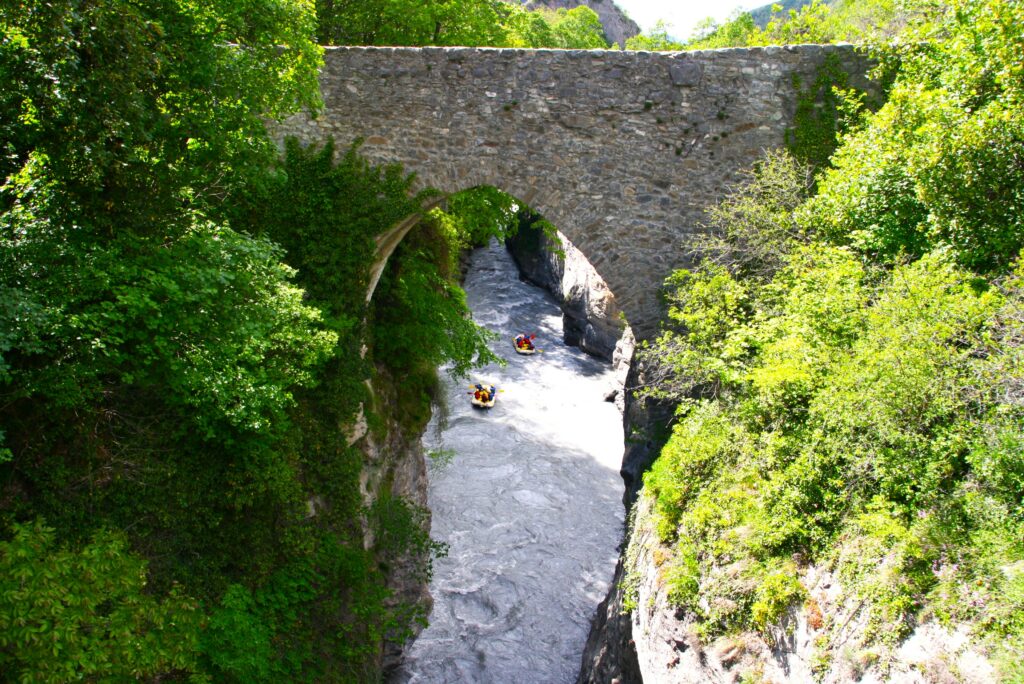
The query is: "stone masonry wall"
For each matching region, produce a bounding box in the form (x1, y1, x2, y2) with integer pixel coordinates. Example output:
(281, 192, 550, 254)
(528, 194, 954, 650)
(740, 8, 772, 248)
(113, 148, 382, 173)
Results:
(272, 45, 874, 340)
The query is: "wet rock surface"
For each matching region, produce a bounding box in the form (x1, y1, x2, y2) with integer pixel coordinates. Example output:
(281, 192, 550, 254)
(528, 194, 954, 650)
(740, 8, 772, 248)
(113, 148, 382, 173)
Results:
(506, 228, 627, 362)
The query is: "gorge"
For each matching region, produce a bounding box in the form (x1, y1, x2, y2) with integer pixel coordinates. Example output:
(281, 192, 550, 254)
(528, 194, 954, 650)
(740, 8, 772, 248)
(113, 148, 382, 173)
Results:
(268, 42, 926, 681)
(392, 239, 625, 682)
(6, 0, 1021, 680)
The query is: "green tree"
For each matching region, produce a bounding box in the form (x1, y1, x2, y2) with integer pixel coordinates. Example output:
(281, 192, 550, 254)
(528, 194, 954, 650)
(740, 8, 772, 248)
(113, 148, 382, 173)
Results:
(0, 520, 203, 682)
(625, 20, 685, 51)
(369, 201, 503, 385)
(698, 150, 815, 279)
(684, 11, 757, 49)
(502, 4, 558, 47)
(0, 0, 321, 234)
(316, 0, 509, 46)
(804, 0, 1024, 270)
(0, 0, 366, 678)
(315, 0, 608, 49)
(547, 6, 608, 49)
(0, 0, 328, 425)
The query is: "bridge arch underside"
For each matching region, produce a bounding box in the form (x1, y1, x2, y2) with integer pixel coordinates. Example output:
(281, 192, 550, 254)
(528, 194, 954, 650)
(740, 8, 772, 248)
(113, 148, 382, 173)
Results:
(275, 44, 874, 339)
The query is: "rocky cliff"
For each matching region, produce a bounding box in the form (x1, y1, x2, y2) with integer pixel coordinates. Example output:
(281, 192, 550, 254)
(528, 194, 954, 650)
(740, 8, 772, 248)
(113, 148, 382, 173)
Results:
(505, 224, 635, 415)
(516, 0, 640, 47)
(506, 225, 627, 362)
(579, 497, 999, 684)
(342, 368, 434, 676)
(579, 366, 1001, 684)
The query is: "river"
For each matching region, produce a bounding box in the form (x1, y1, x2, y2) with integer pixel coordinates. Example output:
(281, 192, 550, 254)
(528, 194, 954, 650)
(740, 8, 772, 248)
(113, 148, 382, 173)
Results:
(392, 239, 626, 683)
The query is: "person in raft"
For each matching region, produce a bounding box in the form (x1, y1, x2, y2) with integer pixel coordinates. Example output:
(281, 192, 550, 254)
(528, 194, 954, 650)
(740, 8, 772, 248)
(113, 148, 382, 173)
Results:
(514, 333, 536, 351)
(473, 384, 495, 402)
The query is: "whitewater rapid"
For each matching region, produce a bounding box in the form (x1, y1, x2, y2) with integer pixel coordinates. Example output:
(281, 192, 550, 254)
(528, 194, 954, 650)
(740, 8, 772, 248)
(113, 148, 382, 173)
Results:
(392, 239, 625, 683)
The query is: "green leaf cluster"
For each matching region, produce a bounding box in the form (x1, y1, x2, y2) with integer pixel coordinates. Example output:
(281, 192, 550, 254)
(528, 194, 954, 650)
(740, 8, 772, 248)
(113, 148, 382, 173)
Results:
(0, 521, 204, 681)
(645, 243, 1021, 654)
(0, 0, 322, 232)
(624, 21, 685, 52)
(805, 0, 1024, 271)
(370, 204, 503, 386)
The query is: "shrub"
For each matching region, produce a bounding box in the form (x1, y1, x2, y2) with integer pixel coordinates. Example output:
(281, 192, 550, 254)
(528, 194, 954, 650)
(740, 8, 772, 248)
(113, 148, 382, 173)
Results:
(750, 562, 805, 635)
(0, 521, 203, 681)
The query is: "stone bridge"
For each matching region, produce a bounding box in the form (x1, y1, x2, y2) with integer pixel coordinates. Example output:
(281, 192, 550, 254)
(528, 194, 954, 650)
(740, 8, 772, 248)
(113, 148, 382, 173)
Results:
(274, 45, 874, 338)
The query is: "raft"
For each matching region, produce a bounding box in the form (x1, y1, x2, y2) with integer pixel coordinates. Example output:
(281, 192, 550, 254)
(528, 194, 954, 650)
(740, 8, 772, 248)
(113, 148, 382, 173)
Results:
(471, 395, 497, 408)
(471, 384, 498, 409)
(512, 336, 536, 355)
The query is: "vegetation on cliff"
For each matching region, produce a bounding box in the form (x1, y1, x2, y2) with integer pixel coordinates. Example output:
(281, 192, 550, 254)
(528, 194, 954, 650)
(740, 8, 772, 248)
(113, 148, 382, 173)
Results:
(637, 0, 1024, 677)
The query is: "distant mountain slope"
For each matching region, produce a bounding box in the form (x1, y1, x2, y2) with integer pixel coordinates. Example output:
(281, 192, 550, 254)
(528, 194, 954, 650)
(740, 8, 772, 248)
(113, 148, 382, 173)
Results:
(517, 0, 640, 47)
(748, 0, 840, 28)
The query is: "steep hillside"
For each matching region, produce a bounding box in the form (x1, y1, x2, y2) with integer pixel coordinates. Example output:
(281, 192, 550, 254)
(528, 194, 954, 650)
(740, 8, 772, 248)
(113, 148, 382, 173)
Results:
(747, 0, 840, 27)
(518, 0, 640, 47)
(582, 1, 1024, 681)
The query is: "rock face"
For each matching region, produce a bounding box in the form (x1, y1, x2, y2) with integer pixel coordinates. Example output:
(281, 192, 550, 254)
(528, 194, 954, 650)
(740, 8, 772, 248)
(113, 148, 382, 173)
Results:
(615, 352, 675, 507)
(506, 226, 626, 361)
(348, 370, 433, 676)
(518, 0, 641, 47)
(579, 495, 999, 684)
(577, 554, 642, 684)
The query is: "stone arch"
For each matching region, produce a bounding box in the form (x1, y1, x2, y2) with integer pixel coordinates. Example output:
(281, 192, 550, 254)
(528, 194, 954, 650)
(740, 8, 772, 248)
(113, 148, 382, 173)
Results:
(365, 197, 445, 305)
(274, 44, 875, 338)
(364, 186, 613, 318)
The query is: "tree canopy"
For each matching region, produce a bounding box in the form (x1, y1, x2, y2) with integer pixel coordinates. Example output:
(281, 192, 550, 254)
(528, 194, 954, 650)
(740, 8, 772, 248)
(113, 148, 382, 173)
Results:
(314, 0, 610, 48)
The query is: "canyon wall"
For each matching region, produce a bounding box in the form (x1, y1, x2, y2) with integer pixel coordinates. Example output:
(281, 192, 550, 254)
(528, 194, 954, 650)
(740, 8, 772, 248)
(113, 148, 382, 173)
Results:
(506, 227, 626, 361)
(579, 496, 997, 684)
